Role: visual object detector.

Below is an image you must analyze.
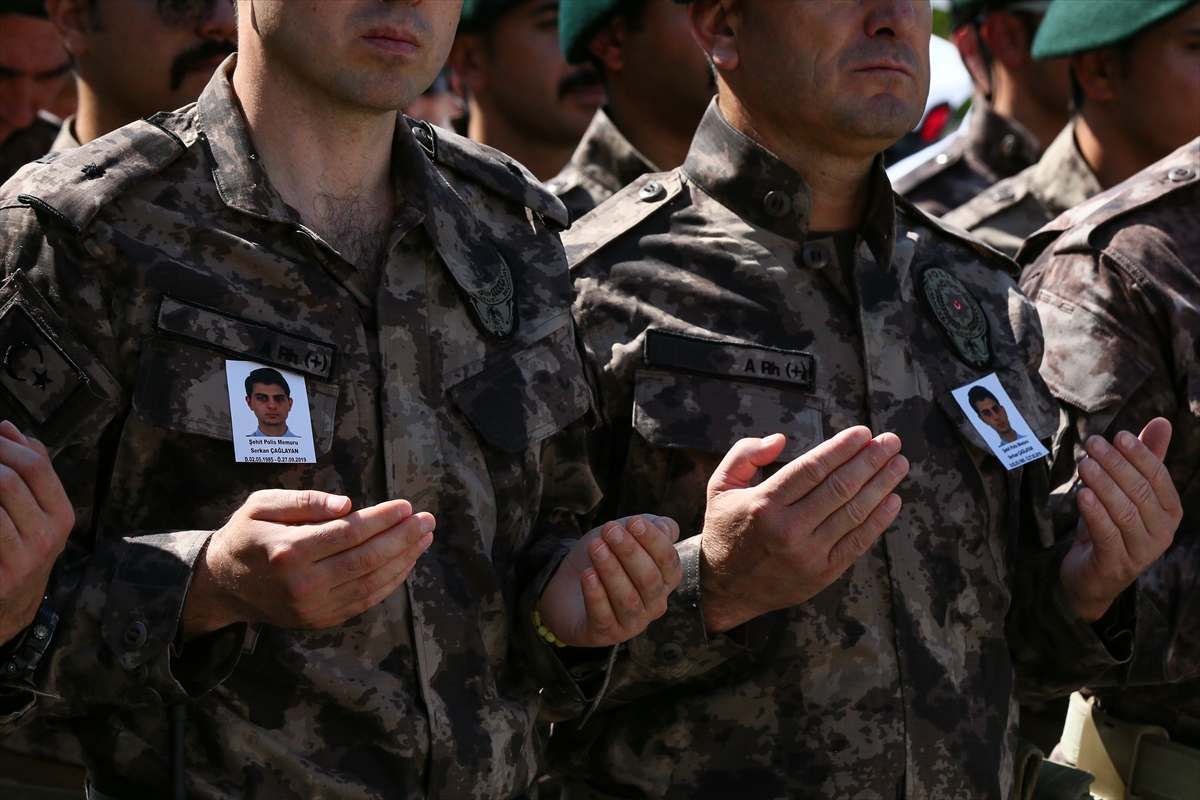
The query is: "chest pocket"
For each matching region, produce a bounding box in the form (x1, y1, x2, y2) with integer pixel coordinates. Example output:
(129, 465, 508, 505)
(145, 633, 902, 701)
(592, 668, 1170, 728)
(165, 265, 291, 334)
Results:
(132, 297, 340, 456)
(446, 322, 592, 453)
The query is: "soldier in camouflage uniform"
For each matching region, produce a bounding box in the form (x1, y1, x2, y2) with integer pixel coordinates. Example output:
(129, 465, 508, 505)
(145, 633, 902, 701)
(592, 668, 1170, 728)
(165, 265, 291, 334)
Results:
(1018, 138, 1200, 795)
(547, 0, 714, 220)
(543, 1, 1184, 798)
(0, 2, 685, 797)
(944, 0, 1200, 257)
(892, 0, 1068, 217)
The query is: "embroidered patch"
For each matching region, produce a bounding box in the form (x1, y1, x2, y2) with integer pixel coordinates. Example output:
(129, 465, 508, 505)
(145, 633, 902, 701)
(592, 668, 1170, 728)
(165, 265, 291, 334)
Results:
(917, 266, 992, 371)
(644, 329, 816, 391)
(467, 256, 518, 343)
(0, 305, 86, 426)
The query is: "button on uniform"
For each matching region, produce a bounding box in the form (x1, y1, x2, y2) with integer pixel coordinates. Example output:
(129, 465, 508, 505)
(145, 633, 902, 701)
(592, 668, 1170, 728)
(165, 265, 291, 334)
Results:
(122, 620, 148, 651)
(762, 190, 791, 217)
(638, 181, 667, 202)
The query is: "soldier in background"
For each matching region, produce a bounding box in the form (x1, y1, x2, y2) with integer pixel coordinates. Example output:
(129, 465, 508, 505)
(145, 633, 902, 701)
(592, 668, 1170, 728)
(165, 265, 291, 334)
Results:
(0, 0, 70, 183)
(946, 0, 1200, 256)
(893, 0, 1069, 217)
(545, 1, 1182, 797)
(43, 0, 235, 150)
(547, 0, 714, 219)
(1018, 138, 1200, 800)
(448, 0, 605, 180)
(402, 65, 464, 131)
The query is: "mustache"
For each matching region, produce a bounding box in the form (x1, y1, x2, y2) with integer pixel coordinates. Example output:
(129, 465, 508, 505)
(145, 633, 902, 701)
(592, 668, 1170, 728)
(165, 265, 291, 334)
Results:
(169, 39, 236, 91)
(557, 67, 603, 101)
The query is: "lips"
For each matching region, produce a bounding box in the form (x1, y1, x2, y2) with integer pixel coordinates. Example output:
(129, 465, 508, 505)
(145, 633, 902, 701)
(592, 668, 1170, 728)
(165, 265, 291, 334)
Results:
(362, 25, 421, 56)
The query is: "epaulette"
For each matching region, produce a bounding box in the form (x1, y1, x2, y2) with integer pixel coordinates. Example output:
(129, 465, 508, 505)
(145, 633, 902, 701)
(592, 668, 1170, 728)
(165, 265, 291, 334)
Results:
(561, 171, 683, 269)
(1, 112, 195, 237)
(1018, 138, 1200, 265)
(942, 172, 1031, 232)
(406, 118, 570, 230)
(895, 193, 1021, 280)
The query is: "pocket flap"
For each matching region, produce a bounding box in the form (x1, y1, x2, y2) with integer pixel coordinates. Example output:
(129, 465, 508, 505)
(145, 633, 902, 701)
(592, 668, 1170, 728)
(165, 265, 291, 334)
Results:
(133, 339, 339, 456)
(633, 369, 823, 462)
(447, 324, 592, 454)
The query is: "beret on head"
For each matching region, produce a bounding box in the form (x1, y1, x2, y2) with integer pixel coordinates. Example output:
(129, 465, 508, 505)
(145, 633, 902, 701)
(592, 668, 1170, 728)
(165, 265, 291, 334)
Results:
(1032, 0, 1197, 59)
(0, 0, 47, 17)
(949, 0, 1054, 28)
(458, 0, 528, 34)
(559, 0, 643, 64)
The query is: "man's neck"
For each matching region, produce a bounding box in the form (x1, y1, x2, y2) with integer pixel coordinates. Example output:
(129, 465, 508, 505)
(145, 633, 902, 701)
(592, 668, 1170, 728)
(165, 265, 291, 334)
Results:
(991, 69, 1068, 151)
(1075, 107, 1153, 190)
(606, 88, 695, 172)
(718, 94, 872, 232)
(231, 48, 396, 264)
(467, 97, 573, 181)
(73, 78, 138, 146)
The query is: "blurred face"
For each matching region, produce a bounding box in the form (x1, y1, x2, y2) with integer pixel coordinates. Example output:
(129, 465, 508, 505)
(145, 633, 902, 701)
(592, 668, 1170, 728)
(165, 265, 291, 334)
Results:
(0, 14, 71, 143)
(247, 382, 292, 433)
(714, 0, 932, 158)
(249, 0, 464, 112)
(476, 0, 605, 146)
(1110, 5, 1200, 159)
(63, 0, 236, 121)
(619, 0, 714, 131)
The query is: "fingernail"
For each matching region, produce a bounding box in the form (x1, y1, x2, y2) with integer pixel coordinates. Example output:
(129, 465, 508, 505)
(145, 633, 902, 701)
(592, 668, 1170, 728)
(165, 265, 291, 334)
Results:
(419, 515, 435, 534)
(1116, 431, 1136, 451)
(629, 518, 646, 536)
(584, 572, 599, 588)
(890, 455, 909, 475)
(594, 543, 611, 561)
(1090, 437, 1110, 456)
(607, 527, 626, 545)
(326, 495, 349, 513)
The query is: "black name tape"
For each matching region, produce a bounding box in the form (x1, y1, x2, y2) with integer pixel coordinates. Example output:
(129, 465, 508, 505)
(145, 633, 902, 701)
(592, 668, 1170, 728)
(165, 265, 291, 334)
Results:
(644, 329, 815, 391)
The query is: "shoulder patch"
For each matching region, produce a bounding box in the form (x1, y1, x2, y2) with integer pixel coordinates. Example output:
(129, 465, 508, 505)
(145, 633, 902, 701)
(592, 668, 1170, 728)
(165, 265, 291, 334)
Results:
(562, 171, 683, 270)
(409, 118, 570, 229)
(895, 193, 1020, 280)
(1017, 138, 1200, 266)
(942, 174, 1031, 232)
(2, 113, 195, 236)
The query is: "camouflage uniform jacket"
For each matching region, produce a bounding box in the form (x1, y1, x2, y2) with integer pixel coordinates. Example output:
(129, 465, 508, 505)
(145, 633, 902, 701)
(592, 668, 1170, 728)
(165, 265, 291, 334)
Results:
(0, 110, 62, 185)
(893, 93, 1043, 217)
(545, 102, 1139, 800)
(546, 107, 657, 222)
(0, 58, 604, 800)
(945, 119, 1103, 257)
(1019, 138, 1200, 746)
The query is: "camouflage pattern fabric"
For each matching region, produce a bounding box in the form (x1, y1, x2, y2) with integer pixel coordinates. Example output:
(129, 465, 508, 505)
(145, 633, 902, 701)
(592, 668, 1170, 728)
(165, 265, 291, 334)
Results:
(546, 107, 658, 222)
(1019, 137, 1200, 747)
(946, 119, 1104, 257)
(544, 101, 1139, 800)
(893, 93, 1044, 217)
(0, 110, 61, 184)
(0, 57, 603, 799)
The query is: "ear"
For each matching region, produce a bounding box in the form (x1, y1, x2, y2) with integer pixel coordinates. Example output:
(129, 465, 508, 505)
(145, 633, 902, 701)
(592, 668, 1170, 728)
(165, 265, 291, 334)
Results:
(1071, 49, 1120, 104)
(587, 14, 630, 73)
(978, 11, 1030, 69)
(447, 33, 490, 94)
(951, 24, 991, 92)
(690, 0, 741, 72)
(45, 0, 93, 58)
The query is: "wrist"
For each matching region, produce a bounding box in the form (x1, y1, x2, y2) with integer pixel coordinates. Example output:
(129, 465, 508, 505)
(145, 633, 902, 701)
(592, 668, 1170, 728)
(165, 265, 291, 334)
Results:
(181, 540, 241, 639)
(698, 542, 751, 635)
(1062, 579, 1117, 624)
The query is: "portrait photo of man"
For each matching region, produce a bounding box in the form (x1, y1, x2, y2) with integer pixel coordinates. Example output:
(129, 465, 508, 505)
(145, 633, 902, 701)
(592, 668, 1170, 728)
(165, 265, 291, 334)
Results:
(968, 384, 1024, 444)
(244, 367, 298, 438)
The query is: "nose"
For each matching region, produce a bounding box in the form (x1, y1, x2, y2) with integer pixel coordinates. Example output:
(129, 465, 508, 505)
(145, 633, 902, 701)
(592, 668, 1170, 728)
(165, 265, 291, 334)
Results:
(863, 0, 922, 39)
(197, 0, 238, 40)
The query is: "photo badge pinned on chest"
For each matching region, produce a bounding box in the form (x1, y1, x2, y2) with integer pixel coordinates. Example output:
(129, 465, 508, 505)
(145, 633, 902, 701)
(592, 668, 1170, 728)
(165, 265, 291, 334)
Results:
(952, 373, 1047, 470)
(225, 361, 316, 464)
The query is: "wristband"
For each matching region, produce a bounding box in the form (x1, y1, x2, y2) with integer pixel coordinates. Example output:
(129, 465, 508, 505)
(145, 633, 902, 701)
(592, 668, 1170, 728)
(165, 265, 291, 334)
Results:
(533, 604, 566, 648)
(2, 595, 58, 683)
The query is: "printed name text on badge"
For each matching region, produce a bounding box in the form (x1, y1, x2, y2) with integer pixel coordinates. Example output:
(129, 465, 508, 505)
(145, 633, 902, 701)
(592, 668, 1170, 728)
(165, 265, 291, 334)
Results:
(225, 360, 316, 463)
(951, 373, 1048, 470)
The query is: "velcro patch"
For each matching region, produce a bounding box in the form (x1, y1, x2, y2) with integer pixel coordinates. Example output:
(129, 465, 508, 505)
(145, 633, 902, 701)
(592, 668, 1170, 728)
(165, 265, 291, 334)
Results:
(644, 329, 816, 391)
(0, 305, 86, 425)
(154, 296, 337, 382)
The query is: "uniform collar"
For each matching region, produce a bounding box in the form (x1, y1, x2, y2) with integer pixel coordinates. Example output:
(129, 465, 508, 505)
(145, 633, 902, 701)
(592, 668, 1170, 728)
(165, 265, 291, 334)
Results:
(1029, 117, 1104, 216)
(966, 93, 1043, 177)
(50, 115, 81, 153)
(569, 107, 658, 194)
(682, 100, 895, 268)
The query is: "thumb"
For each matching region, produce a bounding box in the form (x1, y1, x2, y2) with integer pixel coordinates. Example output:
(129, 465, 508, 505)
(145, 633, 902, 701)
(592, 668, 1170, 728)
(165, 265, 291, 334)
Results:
(708, 434, 788, 499)
(1138, 417, 1172, 462)
(243, 489, 352, 524)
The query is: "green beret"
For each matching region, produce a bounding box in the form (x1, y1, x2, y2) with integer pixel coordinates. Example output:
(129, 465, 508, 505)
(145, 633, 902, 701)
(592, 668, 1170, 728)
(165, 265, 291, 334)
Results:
(458, 0, 527, 34)
(559, 0, 640, 65)
(0, 0, 46, 17)
(1033, 0, 1198, 59)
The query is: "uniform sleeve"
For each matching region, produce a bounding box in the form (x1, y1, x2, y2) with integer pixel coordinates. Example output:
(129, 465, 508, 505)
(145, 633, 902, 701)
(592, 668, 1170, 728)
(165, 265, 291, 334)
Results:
(0, 206, 243, 732)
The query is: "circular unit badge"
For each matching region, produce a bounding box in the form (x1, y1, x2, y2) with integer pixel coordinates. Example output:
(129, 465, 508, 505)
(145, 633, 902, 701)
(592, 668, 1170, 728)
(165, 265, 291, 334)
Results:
(917, 266, 992, 370)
